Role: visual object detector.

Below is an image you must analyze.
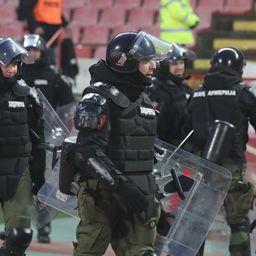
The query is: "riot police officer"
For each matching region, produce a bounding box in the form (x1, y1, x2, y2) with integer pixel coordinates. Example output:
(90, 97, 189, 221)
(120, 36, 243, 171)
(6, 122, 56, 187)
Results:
(0, 38, 45, 256)
(62, 31, 172, 256)
(187, 47, 256, 256)
(148, 43, 195, 146)
(20, 34, 75, 243)
(21, 34, 75, 110)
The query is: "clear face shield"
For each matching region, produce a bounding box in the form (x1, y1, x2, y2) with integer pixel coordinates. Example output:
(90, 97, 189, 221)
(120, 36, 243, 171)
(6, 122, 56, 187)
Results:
(167, 43, 196, 63)
(128, 31, 174, 62)
(0, 38, 34, 67)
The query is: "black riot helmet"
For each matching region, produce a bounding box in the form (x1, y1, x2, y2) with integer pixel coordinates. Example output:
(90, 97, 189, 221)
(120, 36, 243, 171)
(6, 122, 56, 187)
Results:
(210, 47, 246, 73)
(0, 37, 34, 67)
(159, 43, 196, 75)
(106, 31, 173, 74)
(22, 34, 46, 51)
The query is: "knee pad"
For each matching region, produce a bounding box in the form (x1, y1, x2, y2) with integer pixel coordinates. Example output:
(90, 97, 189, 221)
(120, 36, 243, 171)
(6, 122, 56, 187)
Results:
(225, 181, 255, 219)
(5, 227, 33, 256)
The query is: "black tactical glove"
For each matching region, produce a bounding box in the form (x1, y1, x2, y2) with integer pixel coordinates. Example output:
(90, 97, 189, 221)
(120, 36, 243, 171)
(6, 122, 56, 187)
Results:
(114, 179, 148, 215)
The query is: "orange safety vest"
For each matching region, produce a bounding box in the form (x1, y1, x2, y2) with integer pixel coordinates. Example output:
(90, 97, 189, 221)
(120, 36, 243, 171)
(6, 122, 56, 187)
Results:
(33, 0, 62, 25)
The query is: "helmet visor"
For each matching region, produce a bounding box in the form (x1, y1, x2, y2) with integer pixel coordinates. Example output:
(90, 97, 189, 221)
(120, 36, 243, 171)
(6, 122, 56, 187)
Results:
(129, 31, 174, 61)
(23, 34, 46, 50)
(166, 43, 196, 63)
(0, 38, 34, 66)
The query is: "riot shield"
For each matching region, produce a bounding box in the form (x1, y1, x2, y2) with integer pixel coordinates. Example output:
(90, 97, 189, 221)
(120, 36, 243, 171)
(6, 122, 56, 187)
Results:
(56, 101, 77, 132)
(154, 138, 232, 256)
(37, 88, 79, 219)
(32, 89, 72, 228)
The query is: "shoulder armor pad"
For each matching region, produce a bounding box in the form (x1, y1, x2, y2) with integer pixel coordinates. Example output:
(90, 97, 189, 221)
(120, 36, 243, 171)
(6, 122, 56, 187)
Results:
(28, 87, 42, 106)
(85, 82, 130, 108)
(75, 92, 107, 131)
(80, 93, 107, 106)
(12, 79, 30, 96)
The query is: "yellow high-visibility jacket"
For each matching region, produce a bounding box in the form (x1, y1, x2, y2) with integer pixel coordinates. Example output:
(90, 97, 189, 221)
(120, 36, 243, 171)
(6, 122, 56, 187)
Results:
(160, 0, 200, 45)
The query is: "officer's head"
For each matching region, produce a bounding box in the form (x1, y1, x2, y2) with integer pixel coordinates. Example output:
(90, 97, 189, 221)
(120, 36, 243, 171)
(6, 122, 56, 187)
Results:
(22, 34, 46, 62)
(210, 47, 246, 74)
(106, 31, 173, 80)
(0, 37, 33, 78)
(158, 44, 196, 77)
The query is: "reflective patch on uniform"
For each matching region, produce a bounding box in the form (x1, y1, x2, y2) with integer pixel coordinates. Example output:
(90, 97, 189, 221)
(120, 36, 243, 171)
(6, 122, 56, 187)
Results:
(139, 106, 156, 117)
(207, 90, 236, 96)
(149, 220, 156, 229)
(193, 90, 236, 98)
(110, 86, 119, 96)
(34, 79, 48, 86)
(8, 101, 25, 108)
(17, 79, 27, 87)
(81, 93, 106, 105)
(29, 87, 41, 104)
(185, 93, 191, 99)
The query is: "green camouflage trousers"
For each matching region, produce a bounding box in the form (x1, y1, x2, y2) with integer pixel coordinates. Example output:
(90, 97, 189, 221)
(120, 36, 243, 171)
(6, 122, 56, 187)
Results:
(223, 158, 255, 256)
(73, 179, 161, 256)
(1, 167, 33, 248)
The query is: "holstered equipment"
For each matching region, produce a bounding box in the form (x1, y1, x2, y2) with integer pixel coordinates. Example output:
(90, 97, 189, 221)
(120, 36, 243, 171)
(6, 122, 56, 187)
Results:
(59, 136, 77, 195)
(202, 120, 235, 164)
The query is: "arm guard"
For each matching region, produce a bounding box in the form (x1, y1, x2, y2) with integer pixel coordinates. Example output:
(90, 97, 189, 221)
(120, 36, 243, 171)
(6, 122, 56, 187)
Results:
(74, 93, 107, 131)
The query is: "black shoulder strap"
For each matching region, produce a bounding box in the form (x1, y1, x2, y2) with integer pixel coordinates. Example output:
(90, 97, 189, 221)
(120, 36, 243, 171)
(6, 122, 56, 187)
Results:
(85, 82, 130, 108)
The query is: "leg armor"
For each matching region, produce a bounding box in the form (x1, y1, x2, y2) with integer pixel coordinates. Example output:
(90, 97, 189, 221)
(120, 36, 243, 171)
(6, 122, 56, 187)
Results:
(1, 227, 33, 256)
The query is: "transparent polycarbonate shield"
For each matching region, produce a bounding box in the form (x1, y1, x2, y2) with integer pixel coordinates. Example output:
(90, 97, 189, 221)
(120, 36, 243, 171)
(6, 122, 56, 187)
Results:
(0, 37, 34, 66)
(37, 135, 79, 218)
(32, 90, 73, 228)
(56, 101, 77, 133)
(129, 31, 173, 61)
(38, 89, 70, 147)
(154, 138, 232, 256)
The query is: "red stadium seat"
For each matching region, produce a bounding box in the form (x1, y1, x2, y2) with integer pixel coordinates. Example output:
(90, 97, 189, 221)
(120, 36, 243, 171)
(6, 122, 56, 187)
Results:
(140, 26, 160, 37)
(197, 0, 224, 12)
(0, 23, 24, 40)
(127, 8, 156, 27)
(110, 25, 139, 38)
(94, 46, 107, 59)
(221, 0, 253, 14)
(195, 9, 212, 31)
(75, 45, 92, 58)
(62, 0, 85, 9)
(80, 26, 109, 45)
(141, 0, 159, 10)
(0, 7, 16, 24)
(99, 7, 126, 27)
(71, 7, 99, 26)
(190, 0, 197, 10)
(87, 0, 113, 9)
(114, 0, 141, 9)
(5, 0, 19, 7)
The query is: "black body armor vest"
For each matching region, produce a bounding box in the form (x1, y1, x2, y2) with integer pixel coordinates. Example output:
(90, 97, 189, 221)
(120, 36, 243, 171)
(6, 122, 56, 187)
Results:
(0, 83, 32, 200)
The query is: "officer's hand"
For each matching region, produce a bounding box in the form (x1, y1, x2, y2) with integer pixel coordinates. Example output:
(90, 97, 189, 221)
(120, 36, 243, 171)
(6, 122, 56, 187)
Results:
(190, 21, 199, 29)
(114, 179, 148, 214)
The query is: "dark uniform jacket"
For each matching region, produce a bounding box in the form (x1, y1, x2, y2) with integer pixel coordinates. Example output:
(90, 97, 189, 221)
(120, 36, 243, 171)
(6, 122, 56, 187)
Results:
(0, 75, 45, 200)
(148, 71, 193, 146)
(187, 66, 256, 162)
(74, 60, 158, 222)
(21, 54, 74, 110)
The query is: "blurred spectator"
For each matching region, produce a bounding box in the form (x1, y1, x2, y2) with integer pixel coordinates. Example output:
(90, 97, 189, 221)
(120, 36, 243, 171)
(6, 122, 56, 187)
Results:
(160, 0, 200, 45)
(20, 0, 68, 65)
